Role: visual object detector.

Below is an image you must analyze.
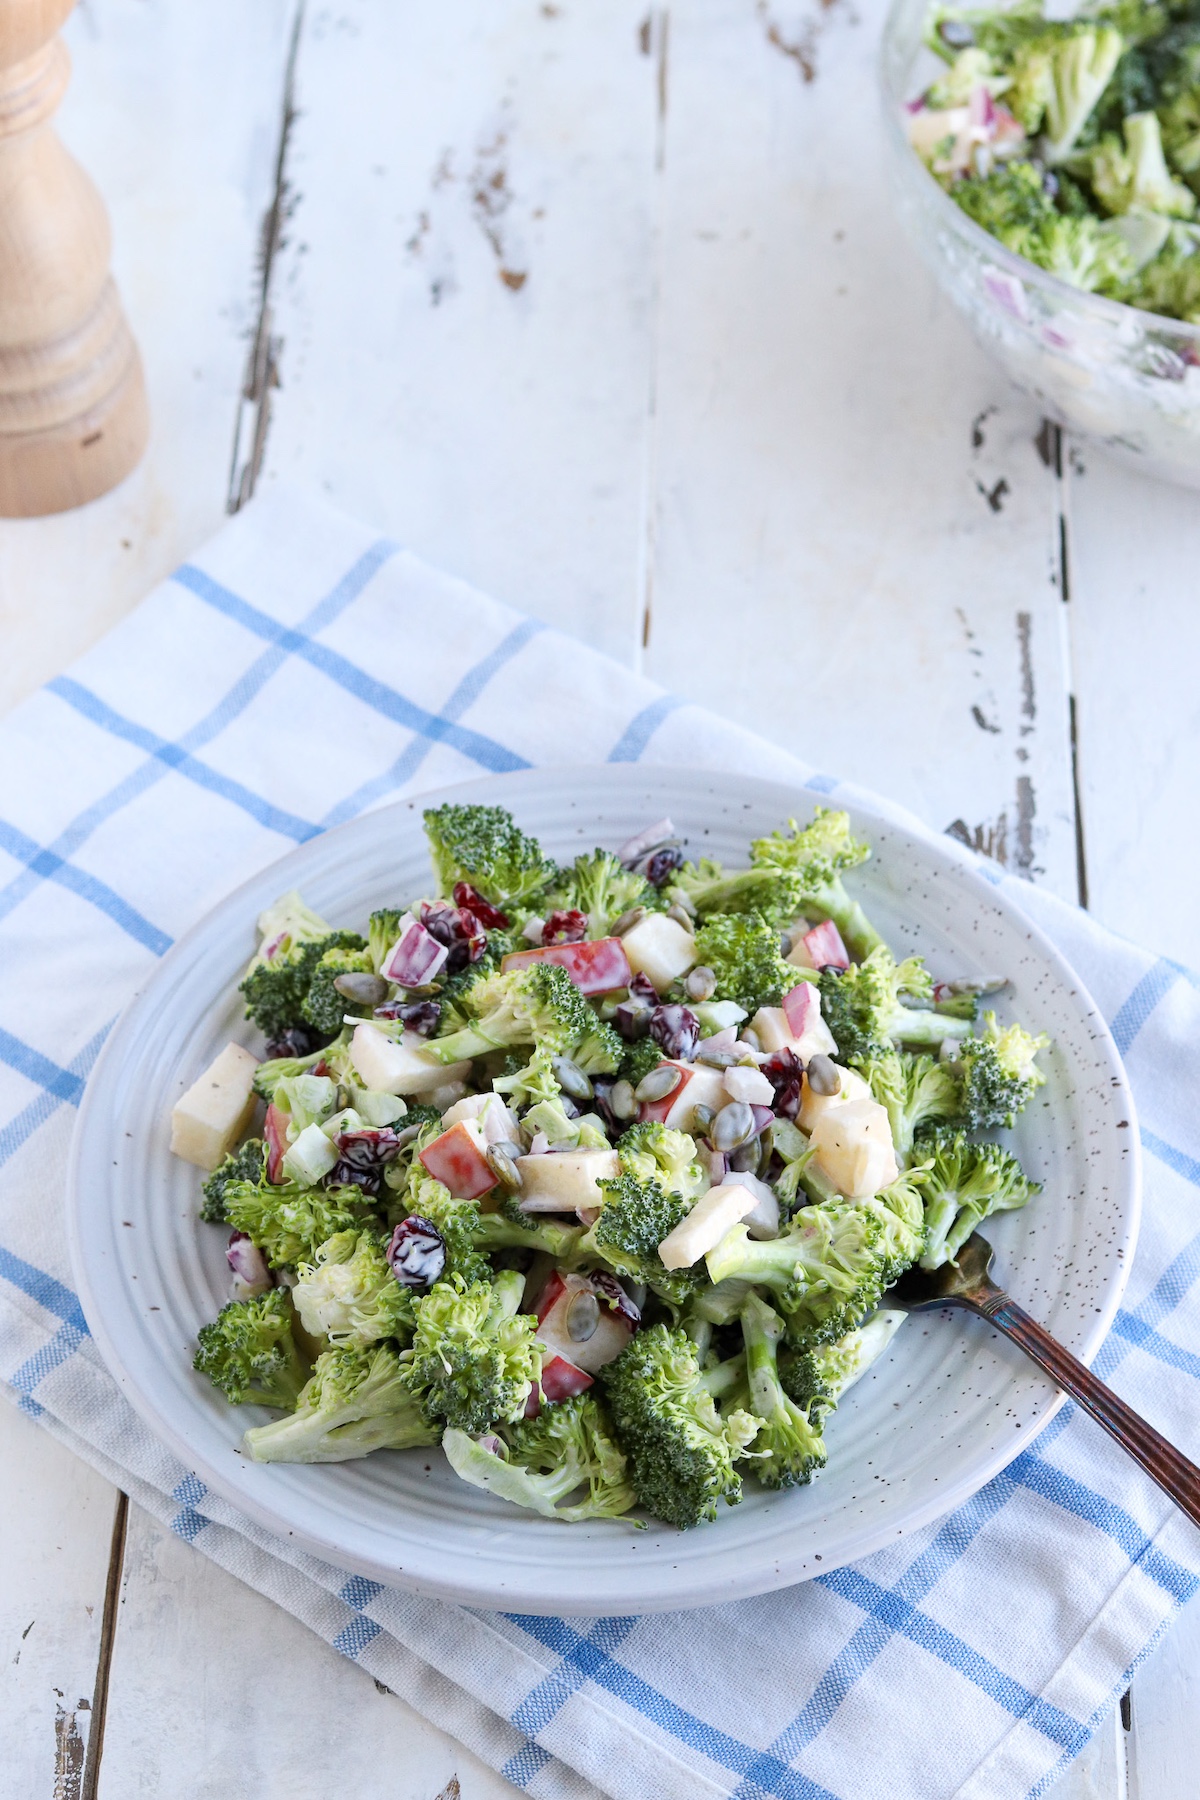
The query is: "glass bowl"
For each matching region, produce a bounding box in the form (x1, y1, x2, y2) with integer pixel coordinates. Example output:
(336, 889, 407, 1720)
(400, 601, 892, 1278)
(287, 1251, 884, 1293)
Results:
(881, 0, 1200, 487)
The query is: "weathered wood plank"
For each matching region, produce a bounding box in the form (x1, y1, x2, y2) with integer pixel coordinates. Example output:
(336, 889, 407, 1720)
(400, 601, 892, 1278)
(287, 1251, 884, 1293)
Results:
(0, 0, 296, 718)
(1127, 1591, 1200, 1800)
(0, 1401, 118, 1796)
(644, 0, 1079, 901)
(98, 1500, 519, 1800)
(1064, 445, 1200, 970)
(259, 0, 660, 664)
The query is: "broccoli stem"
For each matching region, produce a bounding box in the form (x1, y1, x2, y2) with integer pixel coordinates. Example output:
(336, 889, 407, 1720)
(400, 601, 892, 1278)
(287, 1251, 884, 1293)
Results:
(474, 1215, 583, 1262)
(699, 1351, 746, 1399)
(740, 1292, 785, 1419)
(889, 1008, 972, 1049)
(810, 886, 885, 961)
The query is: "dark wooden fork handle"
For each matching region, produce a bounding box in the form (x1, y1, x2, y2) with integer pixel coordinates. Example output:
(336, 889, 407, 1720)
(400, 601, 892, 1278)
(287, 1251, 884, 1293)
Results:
(955, 1281, 1200, 1529)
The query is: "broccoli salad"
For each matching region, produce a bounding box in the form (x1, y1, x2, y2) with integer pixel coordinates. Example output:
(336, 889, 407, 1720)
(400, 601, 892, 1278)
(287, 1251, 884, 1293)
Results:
(907, 0, 1200, 321)
(170, 802, 1049, 1531)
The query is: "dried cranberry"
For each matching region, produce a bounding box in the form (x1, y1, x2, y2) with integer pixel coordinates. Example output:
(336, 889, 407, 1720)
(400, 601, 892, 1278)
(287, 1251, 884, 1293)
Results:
(629, 972, 659, 1002)
(386, 1215, 447, 1287)
(374, 997, 442, 1036)
(452, 882, 510, 930)
(649, 1003, 699, 1062)
(761, 1047, 803, 1090)
(420, 901, 486, 972)
(542, 909, 588, 946)
(645, 846, 684, 887)
(332, 1128, 403, 1194)
(264, 1023, 327, 1060)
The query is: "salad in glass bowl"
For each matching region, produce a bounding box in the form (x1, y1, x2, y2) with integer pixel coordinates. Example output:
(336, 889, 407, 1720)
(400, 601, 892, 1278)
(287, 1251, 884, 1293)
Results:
(884, 0, 1200, 482)
(171, 800, 1049, 1532)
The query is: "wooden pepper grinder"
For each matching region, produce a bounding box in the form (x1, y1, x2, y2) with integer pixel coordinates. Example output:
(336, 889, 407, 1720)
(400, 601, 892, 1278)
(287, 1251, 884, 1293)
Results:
(0, 0, 148, 516)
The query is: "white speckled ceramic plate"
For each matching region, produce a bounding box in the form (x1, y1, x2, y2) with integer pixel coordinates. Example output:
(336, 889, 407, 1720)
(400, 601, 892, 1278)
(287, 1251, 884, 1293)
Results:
(66, 768, 1139, 1614)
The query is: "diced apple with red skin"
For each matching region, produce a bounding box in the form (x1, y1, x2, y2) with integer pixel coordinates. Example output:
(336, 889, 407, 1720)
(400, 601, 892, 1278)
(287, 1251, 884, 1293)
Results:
(535, 1271, 637, 1375)
(419, 1118, 497, 1200)
(538, 1356, 594, 1402)
(638, 1060, 730, 1130)
(263, 1102, 290, 1183)
(500, 936, 633, 996)
(803, 920, 850, 970)
(749, 986, 837, 1063)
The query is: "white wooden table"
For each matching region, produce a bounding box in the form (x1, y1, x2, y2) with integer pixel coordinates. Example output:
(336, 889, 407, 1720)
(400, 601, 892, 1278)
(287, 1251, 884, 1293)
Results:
(3, 1, 1197, 1794)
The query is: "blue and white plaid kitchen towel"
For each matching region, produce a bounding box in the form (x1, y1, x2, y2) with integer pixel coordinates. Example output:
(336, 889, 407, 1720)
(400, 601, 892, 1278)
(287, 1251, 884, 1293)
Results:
(2, 487, 1198, 1800)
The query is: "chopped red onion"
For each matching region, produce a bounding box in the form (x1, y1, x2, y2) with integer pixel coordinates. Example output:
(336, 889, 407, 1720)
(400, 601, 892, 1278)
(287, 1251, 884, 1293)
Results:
(382, 914, 449, 987)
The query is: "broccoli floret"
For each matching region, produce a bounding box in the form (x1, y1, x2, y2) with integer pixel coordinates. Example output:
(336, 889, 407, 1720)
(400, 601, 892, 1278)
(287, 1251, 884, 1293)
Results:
(225, 1175, 373, 1268)
(1039, 24, 1126, 160)
(924, 0, 1047, 66)
(819, 947, 970, 1059)
(423, 803, 556, 910)
(950, 163, 1136, 296)
(748, 808, 883, 958)
(1120, 219, 1200, 320)
(442, 1393, 637, 1522)
(367, 908, 405, 973)
(243, 1342, 439, 1463)
(668, 856, 809, 928)
(704, 1201, 890, 1347)
(1089, 109, 1196, 214)
(193, 1289, 309, 1409)
(239, 888, 365, 1040)
(618, 1036, 664, 1087)
(292, 1229, 413, 1346)
(200, 1138, 266, 1224)
(616, 1121, 705, 1201)
(692, 911, 804, 1014)
(436, 930, 517, 1026)
(917, 1131, 1041, 1268)
(402, 1271, 541, 1433)
(858, 1170, 930, 1280)
(950, 1010, 1050, 1130)
(423, 961, 621, 1073)
(852, 1048, 960, 1161)
(492, 1044, 565, 1110)
(301, 943, 375, 1036)
(779, 1307, 907, 1424)
(544, 849, 661, 939)
(601, 1324, 761, 1529)
(736, 1293, 826, 1489)
(253, 1031, 349, 1101)
(579, 1171, 703, 1307)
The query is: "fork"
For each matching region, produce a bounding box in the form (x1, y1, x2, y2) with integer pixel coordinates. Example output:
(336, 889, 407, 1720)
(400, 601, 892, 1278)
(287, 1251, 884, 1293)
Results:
(891, 1234, 1200, 1529)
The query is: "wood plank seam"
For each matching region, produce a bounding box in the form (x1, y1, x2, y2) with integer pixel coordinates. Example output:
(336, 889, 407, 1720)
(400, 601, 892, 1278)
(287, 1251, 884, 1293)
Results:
(636, 6, 669, 670)
(227, 0, 305, 515)
(79, 1489, 128, 1800)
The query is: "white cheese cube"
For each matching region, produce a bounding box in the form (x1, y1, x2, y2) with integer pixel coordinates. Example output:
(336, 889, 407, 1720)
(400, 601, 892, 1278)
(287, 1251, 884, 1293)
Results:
(515, 1149, 620, 1213)
(620, 913, 696, 991)
(722, 1064, 775, 1106)
(657, 1182, 758, 1270)
(809, 1098, 899, 1199)
(349, 1023, 470, 1096)
(797, 1064, 871, 1134)
(170, 1042, 259, 1171)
